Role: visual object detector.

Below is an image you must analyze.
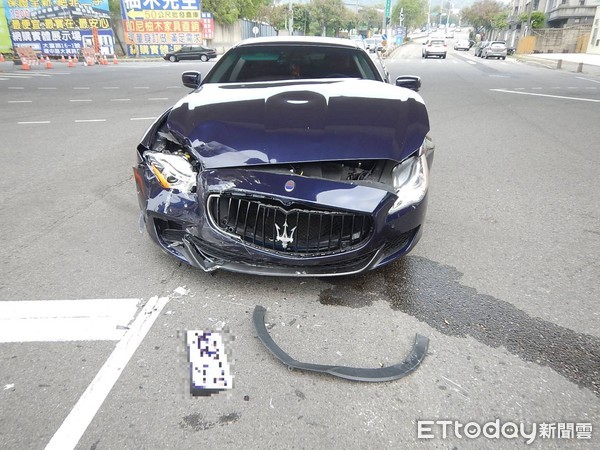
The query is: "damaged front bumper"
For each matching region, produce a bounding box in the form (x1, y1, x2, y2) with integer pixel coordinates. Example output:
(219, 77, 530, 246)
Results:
(253, 305, 429, 382)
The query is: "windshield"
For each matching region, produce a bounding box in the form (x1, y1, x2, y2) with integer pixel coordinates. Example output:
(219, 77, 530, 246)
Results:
(203, 44, 384, 83)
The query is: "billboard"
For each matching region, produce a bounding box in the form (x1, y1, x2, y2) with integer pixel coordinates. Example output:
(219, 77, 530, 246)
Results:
(2, 0, 116, 56)
(120, 0, 214, 57)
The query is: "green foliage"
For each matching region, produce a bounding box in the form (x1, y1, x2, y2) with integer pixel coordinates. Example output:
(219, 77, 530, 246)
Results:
(357, 7, 382, 31)
(461, 0, 504, 32)
(392, 0, 428, 29)
(308, 0, 350, 36)
(519, 11, 546, 29)
(203, 0, 239, 25)
(203, 0, 270, 25)
(293, 4, 311, 34)
(491, 11, 508, 30)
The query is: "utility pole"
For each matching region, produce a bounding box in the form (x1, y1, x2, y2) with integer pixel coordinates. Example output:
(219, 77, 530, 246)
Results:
(288, 0, 293, 36)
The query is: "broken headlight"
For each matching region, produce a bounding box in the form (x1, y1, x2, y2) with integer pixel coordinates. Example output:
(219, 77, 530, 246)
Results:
(145, 151, 196, 194)
(389, 148, 429, 213)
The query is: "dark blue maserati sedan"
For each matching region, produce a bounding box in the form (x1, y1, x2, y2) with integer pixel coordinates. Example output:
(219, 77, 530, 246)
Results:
(134, 37, 434, 276)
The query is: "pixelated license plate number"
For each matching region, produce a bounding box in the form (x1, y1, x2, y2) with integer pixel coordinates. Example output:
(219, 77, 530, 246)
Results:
(187, 330, 233, 396)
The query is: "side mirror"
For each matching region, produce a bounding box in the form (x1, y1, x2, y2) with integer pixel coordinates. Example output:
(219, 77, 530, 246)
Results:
(182, 71, 201, 89)
(395, 75, 421, 92)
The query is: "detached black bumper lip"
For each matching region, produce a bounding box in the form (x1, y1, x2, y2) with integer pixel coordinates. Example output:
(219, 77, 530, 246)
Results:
(253, 305, 429, 382)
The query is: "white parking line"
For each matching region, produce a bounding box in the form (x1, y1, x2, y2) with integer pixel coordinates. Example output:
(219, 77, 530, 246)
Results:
(73, 87, 90, 90)
(8, 100, 32, 103)
(18, 121, 50, 124)
(44, 295, 169, 450)
(69, 99, 92, 102)
(130, 117, 156, 121)
(490, 89, 600, 103)
(102, 86, 120, 89)
(133, 86, 150, 89)
(0, 299, 139, 343)
(148, 97, 168, 100)
(38, 87, 56, 90)
(110, 98, 130, 101)
(75, 119, 106, 123)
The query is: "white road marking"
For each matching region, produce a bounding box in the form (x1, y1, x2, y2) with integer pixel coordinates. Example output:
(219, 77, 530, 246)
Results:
(110, 98, 130, 101)
(38, 87, 56, 89)
(0, 299, 139, 343)
(8, 100, 32, 103)
(576, 76, 600, 84)
(44, 295, 169, 450)
(73, 87, 90, 90)
(490, 89, 600, 103)
(467, 61, 476, 65)
(102, 86, 120, 89)
(148, 97, 168, 100)
(130, 117, 156, 121)
(75, 119, 106, 122)
(69, 99, 92, 102)
(133, 86, 150, 89)
(18, 121, 50, 124)
(166, 86, 180, 89)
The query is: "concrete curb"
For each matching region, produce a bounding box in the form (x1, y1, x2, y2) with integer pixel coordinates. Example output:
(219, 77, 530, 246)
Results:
(514, 54, 600, 76)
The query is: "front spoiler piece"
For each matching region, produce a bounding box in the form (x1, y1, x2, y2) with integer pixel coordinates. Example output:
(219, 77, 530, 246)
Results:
(253, 305, 429, 382)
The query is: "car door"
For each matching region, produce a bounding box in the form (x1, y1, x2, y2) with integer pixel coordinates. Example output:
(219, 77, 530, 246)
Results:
(180, 47, 194, 60)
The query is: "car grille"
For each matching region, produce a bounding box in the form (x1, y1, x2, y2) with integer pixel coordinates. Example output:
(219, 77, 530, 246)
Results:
(207, 195, 372, 255)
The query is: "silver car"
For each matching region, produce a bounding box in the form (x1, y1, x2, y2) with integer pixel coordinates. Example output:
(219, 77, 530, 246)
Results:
(482, 41, 507, 60)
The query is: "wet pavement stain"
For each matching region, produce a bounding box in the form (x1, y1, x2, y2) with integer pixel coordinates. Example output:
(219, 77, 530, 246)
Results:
(180, 412, 241, 431)
(319, 256, 600, 397)
(318, 278, 375, 308)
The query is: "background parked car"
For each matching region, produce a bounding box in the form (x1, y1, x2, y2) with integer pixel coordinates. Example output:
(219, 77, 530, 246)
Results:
(482, 41, 508, 60)
(454, 40, 470, 51)
(422, 39, 447, 58)
(164, 45, 217, 62)
(474, 41, 489, 57)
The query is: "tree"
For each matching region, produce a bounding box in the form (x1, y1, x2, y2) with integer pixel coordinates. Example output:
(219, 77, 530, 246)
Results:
(461, 0, 504, 34)
(203, 0, 239, 25)
(357, 7, 382, 33)
(491, 11, 508, 30)
(519, 11, 546, 29)
(392, 0, 428, 30)
(203, 0, 270, 25)
(308, 0, 350, 36)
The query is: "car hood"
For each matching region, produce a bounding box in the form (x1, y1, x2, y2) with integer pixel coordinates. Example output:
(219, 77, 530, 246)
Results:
(165, 79, 430, 169)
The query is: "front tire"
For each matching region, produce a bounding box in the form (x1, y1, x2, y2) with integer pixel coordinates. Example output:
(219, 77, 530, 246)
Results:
(200, 54, 208, 62)
(169, 55, 177, 62)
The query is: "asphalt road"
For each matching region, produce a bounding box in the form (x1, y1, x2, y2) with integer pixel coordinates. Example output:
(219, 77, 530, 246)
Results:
(1, 44, 599, 449)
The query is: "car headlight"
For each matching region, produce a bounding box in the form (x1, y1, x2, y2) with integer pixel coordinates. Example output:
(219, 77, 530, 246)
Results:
(389, 150, 429, 213)
(145, 151, 196, 193)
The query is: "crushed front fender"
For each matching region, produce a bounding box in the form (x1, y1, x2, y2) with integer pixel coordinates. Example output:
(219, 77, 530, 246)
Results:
(253, 305, 429, 382)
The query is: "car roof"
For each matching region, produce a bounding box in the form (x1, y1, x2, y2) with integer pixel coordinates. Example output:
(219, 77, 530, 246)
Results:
(232, 36, 362, 50)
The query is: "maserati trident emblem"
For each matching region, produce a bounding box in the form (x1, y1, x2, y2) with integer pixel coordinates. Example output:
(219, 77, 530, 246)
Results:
(284, 180, 295, 192)
(275, 219, 296, 249)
